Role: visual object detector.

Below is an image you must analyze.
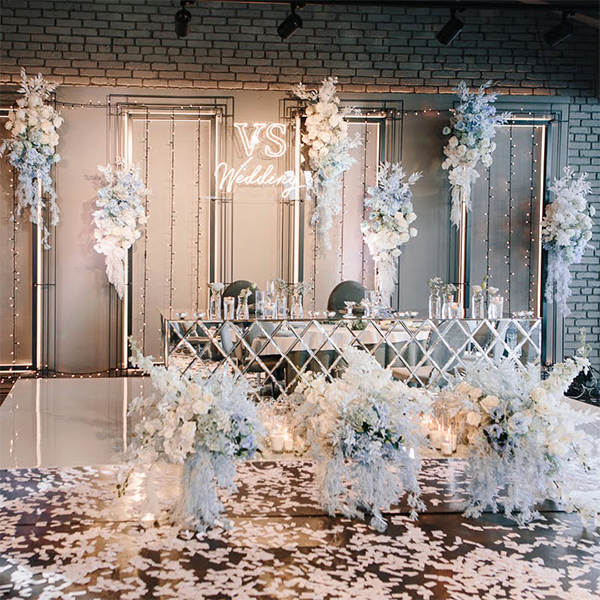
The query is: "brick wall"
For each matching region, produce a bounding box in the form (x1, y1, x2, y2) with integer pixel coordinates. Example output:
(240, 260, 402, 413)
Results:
(0, 0, 599, 366)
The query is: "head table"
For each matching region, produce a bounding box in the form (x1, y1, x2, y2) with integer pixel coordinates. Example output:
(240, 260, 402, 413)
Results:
(159, 311, 542, 400)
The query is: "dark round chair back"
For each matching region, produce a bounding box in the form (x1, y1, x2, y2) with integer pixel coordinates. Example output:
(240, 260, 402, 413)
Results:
(327, 280, 367, 311)
(223, 280, 258, 305)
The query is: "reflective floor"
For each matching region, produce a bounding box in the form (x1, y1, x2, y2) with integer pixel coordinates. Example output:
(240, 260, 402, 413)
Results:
(1, 377, 599, 469)
(0, 377, 149, 469)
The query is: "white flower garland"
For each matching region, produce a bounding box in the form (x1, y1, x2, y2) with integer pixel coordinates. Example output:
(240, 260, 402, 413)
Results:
(542, 167, 594, 316)
(93, 160, 149, 299)
(0, 69, 63, 249)
(442, 81, 510, 227)
(294, 348, 429, 531)
(361, 162, 422, 305)
(441, 357, 599, 526)
(293, 77, 361, 249)
(119, 339, 263, 531)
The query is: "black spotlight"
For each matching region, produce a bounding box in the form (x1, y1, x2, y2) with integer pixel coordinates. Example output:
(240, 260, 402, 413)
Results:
(175, 1, 193, 38)
(437, 9, 463, 46)
(278, 2, 304, 40)
(544, 12, 574, 48)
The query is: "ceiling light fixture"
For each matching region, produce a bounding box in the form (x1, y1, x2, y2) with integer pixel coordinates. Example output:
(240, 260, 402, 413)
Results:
(544, 12, 574, 48)
(277, 2, 305, 39)
(436, 8, 463, 46)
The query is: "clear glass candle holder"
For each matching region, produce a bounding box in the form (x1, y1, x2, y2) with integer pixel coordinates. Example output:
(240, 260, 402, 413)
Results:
(448, 301, 464, 319)
(488, 295, 504, 319)
(265, 300, 277, 319)
(223, 296, 235, 320)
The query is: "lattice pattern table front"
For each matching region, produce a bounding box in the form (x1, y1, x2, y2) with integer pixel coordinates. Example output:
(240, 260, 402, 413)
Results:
(160, 314, 541, 401)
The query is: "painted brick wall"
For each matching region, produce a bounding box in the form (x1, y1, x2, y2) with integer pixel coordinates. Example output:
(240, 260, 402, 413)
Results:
(0, 0, 599, 366)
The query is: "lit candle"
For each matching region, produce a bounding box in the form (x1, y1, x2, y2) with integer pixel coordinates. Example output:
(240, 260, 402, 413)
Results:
(429, 428, 443, 450)
(441, 441, 453, 456)
(271, 434, 284, 453)
(283, 434, 294, 452)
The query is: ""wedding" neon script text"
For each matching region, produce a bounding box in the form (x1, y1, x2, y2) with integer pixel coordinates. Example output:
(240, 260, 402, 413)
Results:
(214, 122, 298, 198)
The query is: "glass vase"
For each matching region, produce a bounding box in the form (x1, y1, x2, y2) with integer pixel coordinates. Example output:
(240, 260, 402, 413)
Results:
(471, 292, 485, 319)
(209, 292, 222, 320)
(428, 293, 441, 319)
(290, 294, 303, 319)
(441, 293, 454, 319)
(276, 294, 287, 318)
(236, 295, 249, 320)
(488, 295, 504, 319)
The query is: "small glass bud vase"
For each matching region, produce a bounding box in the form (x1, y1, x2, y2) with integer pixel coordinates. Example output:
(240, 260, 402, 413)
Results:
(488, 295, 504, 319)
(209, 292, 222, 320)
(276, 294, 287, 318)
(441, 293, 455, 319)
(428, 292, 441, 320)
(290, 294, 303, 319)
(236, 295, 249, 320)
(223, 296, 235, 320)
(471, 292, 485, 319)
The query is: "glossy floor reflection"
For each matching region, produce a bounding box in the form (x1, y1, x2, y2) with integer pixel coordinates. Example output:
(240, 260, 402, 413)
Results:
(0, 377, 149, 468)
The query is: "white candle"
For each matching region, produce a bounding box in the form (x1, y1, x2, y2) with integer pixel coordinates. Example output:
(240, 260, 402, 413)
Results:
(283, 436, 294, 452)
(271, 434, 284, 453)
(429, 430, 443, 450)
(441, 441, 453, 456)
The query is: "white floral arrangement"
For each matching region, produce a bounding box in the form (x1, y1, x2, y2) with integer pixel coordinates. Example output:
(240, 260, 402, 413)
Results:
(361, 162, 422, 305)
(442, 81, 510, 227)
(542, 167, 594, 316)
(93, 160, 149, 298)
(444, 357, 599, 526)
(293, 77, 361, 249)
(1, 69, 63, 248)
(294, 347, 429, 531)
(119, 339, 263, 531)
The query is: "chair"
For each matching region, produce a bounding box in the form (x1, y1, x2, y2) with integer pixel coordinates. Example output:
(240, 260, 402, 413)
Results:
(327, 280, 367, 312)
(223, 280, 257, 305)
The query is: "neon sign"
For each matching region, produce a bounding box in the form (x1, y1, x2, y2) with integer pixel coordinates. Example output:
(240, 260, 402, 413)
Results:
(215, 122, 298, 198)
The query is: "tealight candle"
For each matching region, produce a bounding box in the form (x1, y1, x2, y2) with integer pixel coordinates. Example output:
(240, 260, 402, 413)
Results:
(271, 434, 284, 453)
(429, 429, 443, 450)
(283, 435, 294, 452)
(441, 441, 453, 456)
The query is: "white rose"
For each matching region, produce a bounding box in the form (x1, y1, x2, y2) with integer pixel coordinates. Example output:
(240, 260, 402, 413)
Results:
(547, 440, 568, 457)
(448, 136, 458, 148)
(480, 395, 500, 413)
(14, 122, 26, 135)
(399, 232, 410, 243)
(409, 227, 418, 237)
(481, 154, 493, 168)
(472, 285, 482, 294)
(28, 93, 42, 107)
(406, 212, 417, 224)
(319, 130, 331, 144)
(530, 387, 546, 403)
(319, 146, 329, 156)
(456, 145, 467, 157)
(466, 411, 482, 427)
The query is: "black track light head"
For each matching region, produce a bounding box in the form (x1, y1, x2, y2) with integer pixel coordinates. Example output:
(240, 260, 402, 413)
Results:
(544, 12, 574, 48)
(278, 2, 304, 40)
(175, 1, 193, 38)
(437, 8, 463, 46)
